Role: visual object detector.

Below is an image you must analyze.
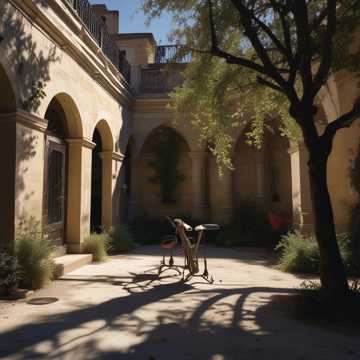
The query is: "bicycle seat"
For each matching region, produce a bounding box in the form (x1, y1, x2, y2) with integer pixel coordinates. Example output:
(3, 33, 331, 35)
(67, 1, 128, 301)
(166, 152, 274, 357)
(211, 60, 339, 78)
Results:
(174, 218, 193, 231)
(194, 224, 220, 231)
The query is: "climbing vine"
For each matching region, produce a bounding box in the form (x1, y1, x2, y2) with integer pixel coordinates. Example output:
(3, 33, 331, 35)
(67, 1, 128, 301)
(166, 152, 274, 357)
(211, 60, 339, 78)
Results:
(22, 81, 46, 112)
(147, 127, 185, 204)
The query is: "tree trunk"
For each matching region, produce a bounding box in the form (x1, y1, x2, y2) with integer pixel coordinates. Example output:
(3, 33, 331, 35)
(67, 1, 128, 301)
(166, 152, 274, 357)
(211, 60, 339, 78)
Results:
(307, 146, 349, 299)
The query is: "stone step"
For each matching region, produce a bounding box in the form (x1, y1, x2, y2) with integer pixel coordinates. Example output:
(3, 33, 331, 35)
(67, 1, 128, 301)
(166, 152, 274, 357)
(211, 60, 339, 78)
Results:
(53, 254, 93, 278)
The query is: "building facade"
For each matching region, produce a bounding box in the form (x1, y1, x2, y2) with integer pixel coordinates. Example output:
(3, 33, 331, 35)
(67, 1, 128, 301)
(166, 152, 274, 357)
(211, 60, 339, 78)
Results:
(0, 0, 359, 254)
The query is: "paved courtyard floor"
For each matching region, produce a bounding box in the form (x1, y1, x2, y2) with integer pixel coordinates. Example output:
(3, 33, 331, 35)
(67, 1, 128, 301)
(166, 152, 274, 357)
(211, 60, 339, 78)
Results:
(0, 246, 359, 360)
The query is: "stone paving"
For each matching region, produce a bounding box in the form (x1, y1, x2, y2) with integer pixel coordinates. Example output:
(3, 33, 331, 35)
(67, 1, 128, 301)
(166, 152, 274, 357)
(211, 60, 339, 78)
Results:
(0, 246, 359, 360)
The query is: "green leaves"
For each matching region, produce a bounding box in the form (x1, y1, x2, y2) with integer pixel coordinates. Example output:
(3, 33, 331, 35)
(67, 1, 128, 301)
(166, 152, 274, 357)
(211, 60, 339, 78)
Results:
(147, 127, 186, 203)
(141, 0, 359, 171)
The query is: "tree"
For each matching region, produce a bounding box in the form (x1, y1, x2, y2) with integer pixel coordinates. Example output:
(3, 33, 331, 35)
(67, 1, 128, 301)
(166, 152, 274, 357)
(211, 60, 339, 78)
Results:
(142, 0, 360, 299)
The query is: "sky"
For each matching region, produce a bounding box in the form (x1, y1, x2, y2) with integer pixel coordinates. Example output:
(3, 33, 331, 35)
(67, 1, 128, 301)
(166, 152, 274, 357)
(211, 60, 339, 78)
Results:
(89, 0, 173, 44)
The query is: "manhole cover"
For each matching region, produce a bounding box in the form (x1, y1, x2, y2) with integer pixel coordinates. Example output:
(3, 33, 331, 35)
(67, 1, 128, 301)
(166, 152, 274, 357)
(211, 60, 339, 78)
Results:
(27, 297, 58, 305)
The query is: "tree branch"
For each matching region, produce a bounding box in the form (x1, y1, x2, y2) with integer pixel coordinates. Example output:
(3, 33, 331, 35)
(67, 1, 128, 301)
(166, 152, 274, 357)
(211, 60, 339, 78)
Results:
(256, 76, 286, 94)
(229, 0, 288, 90)
(204, 0, 269, 75)
(322, 97, 360, 142)
(313, 0, 337, 96)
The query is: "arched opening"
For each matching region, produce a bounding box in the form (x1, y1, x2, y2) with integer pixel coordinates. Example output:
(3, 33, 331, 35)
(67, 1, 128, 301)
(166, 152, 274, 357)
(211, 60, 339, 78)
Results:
(138, 126, 192, 218)
(264, 134, 292, 221)
(90, 120, 114, 232)
(232, 129, 292, 222)
(91, 129, 103, 232)
(43, 98, 69, 247)
(0, 63, 17, 250)
(233, 134, 261, 205)
(43, 94, 83, 252)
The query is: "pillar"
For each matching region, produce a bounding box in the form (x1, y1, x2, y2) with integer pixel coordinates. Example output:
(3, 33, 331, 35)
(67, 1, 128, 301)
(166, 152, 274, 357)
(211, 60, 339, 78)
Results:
(66, 138, 95, 253)
(0, 110, 47, 252)
(99, 151, 124, 227)
(289, 141, 314, 234)
(99, 151, 113, 230)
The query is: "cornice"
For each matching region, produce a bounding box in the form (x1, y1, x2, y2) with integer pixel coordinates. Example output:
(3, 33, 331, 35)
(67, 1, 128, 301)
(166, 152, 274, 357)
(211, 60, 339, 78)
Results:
(132, 96, 172, 113)
(9, 0, 134, 107)
(0, 109, 47, 132)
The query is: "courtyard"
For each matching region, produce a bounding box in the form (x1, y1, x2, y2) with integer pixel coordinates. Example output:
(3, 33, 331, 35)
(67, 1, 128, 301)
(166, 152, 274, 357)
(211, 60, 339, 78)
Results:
(0, 246, 359, 360)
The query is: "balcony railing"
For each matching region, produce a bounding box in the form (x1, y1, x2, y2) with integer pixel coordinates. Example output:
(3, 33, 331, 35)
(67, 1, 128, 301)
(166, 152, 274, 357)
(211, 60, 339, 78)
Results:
(154, 45, 192, 64)
(140, 67, 183, 93)
(63, 0, 131, 83)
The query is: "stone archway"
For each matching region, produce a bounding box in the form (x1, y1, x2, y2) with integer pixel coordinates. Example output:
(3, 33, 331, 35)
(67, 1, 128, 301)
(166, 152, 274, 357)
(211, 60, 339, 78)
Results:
(0, 63, 17, 251)
(138, 126, 193, 218)
(232, 129, 292, 222)
(43, 93, 83, 253)
(43, 98, 68, 248)
(90, 120, 114, 232)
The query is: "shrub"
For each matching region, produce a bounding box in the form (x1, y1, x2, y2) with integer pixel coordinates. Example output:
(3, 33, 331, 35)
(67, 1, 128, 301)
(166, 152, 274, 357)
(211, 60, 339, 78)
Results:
(16, 235, 55, 290)
(83, 233, 110, 262)
(337, 233, 360, 275)
(108, 224, 135, 253)
(216, 202, 273, 247)
(276, 231, 360, 275)
(275, 231, 320, 273)
(0, 253, 21, 294)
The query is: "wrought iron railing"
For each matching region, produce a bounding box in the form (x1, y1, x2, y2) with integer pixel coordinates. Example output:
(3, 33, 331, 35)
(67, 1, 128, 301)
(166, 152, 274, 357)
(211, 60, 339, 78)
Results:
(154, 45, 192, 64)
(62, 0, 131, 83)
(140, 68, 183, 93)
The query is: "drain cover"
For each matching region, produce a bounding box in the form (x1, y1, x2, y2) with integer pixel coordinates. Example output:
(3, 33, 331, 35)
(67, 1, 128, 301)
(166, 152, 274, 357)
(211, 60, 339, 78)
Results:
(27, 297, 58, 305)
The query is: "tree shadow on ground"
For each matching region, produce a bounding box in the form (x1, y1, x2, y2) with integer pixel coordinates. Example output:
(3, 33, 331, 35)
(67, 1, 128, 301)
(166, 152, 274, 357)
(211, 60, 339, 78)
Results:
(1, 268, 360, 360)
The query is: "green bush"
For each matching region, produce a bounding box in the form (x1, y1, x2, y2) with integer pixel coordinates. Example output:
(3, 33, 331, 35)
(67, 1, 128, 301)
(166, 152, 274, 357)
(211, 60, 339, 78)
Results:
(337, 233, 360, 275)
(108, 224, 135, 253)
(275, 231, 320, 273)
(16, 235, 55, 290)
(0, 253, 21, 294)
(83, 233, 110, 262)
(216, 202, 273, 247)
(276, 231, 360, 275)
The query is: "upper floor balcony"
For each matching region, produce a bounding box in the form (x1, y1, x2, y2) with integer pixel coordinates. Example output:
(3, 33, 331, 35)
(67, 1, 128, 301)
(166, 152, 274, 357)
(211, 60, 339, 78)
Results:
(153, 45, 192, 64)
(63, 0, 131, 83)
(136, 45, 191, 94)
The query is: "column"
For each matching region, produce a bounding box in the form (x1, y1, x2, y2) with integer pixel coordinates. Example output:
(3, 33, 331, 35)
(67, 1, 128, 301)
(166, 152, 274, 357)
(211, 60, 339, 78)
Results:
(99, 151, 124, 228)
(289, 141, 314, 234)
(191, 151, 208, 219)
(99, 151, 113, 230)
(0, 110, 47, 252)
(66, 138, 95, 253)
